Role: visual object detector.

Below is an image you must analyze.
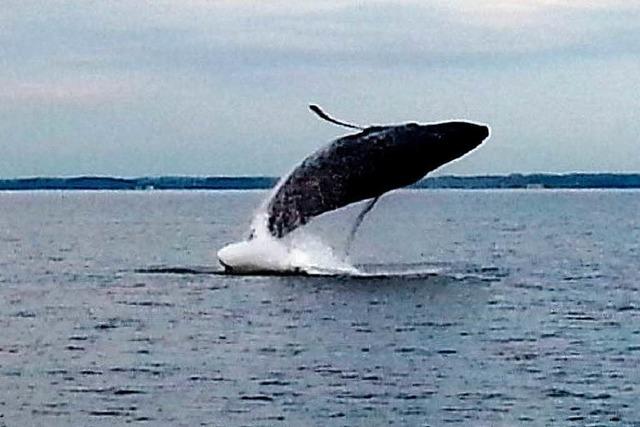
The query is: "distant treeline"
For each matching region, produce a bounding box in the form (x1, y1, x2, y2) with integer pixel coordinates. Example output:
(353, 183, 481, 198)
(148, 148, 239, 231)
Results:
(0, 176, 278, 190)
(1, 174, 640, 191)
(414, 173, 640, 189)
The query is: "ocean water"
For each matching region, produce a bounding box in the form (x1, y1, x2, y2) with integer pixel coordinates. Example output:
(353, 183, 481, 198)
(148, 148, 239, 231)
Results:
(1, 189, 639, 426)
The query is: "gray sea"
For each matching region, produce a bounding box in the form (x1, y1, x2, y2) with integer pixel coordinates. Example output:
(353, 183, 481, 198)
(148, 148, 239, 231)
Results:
(1, 190, 639, 426)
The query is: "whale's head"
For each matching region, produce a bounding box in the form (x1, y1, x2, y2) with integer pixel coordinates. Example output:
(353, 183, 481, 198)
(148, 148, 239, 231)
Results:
(366, 121, 490, 186)
(403, 121, 489, 163)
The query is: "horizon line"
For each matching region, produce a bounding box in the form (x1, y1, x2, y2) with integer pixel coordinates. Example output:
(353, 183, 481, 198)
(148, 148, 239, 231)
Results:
(2, 171, 640, 180)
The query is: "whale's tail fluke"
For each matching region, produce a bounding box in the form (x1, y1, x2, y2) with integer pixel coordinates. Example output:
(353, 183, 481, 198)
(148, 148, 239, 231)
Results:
(309, 104, 364, 130)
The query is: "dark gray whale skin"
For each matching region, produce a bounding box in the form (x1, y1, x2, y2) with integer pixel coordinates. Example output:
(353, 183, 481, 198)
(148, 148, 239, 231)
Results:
(266, 121, 490, 238)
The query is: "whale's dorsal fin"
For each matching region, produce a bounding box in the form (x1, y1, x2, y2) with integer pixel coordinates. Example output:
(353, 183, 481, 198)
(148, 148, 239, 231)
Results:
(309, 104, 364, 130)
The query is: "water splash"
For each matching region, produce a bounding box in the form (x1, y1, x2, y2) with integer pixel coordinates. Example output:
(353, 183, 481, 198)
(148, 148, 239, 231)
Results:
(217, 207, 358, 275)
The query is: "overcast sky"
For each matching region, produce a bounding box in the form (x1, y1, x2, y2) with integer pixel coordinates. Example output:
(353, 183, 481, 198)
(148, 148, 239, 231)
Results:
(1, 0, 639, 177)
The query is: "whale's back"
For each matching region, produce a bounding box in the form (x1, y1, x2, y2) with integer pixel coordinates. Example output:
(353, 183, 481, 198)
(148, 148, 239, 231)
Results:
(264, 121, 490, 238)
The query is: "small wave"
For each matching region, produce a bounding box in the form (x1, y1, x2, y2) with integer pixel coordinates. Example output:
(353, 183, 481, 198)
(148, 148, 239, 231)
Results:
(134, 262, 503, 282)
(135, 266, 223, 275)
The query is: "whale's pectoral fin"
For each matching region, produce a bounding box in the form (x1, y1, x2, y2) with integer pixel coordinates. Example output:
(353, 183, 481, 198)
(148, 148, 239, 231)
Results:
(309, 104, 364, 131)
(344, 195, 380, 257)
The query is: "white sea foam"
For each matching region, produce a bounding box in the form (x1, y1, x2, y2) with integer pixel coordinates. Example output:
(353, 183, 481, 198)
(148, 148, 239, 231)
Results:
(287, 231, 358, 275)
(217, 209, 358, 275)
(217, 232, 357, 275)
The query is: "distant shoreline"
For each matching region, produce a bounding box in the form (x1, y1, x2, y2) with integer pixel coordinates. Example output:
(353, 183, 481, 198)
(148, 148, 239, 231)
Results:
(1, 173, 640, 191)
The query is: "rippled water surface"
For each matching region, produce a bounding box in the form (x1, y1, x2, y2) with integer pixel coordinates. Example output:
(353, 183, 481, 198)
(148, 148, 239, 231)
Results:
(1, 190, 639, 426)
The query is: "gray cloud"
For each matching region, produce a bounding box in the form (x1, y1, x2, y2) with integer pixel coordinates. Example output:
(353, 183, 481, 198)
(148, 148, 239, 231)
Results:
(1, 1, 639, 177)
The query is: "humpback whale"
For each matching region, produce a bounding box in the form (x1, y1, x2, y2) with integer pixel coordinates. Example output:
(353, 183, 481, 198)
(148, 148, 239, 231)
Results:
(218, 105, 490, 274)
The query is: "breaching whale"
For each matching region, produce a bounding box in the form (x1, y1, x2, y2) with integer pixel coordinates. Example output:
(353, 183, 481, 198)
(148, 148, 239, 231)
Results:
(217, 105, 490, 274)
